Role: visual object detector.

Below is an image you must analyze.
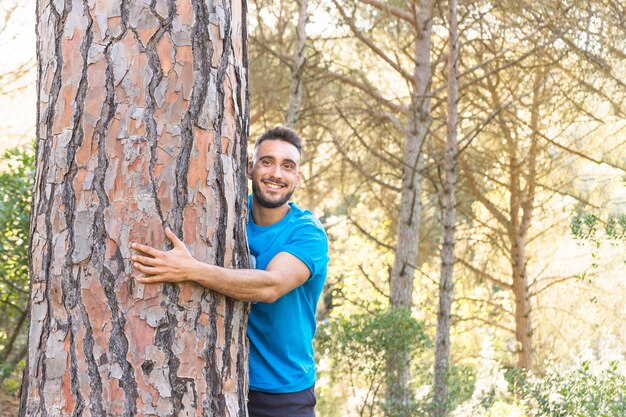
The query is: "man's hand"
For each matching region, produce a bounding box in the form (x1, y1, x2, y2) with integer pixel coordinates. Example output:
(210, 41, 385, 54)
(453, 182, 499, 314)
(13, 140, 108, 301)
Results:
(131, 227, 197, 284)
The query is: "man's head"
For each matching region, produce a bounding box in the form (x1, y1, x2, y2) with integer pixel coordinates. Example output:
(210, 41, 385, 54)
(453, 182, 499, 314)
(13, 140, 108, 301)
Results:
(248, 127, 303, 209)
(252, 126, 302, 161)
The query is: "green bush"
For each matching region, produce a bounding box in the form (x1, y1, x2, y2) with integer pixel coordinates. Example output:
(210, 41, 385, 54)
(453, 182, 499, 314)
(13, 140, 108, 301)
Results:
(524, 361, 626, 417)
(316, 308, 430, 416)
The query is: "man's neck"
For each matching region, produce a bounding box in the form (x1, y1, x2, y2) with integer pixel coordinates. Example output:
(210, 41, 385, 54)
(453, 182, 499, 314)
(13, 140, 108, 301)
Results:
(251, 199, 291, 226)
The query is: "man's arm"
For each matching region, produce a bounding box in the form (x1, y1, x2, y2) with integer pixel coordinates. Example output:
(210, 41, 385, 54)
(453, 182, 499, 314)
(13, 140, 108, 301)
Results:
(131, 228, 310, 303)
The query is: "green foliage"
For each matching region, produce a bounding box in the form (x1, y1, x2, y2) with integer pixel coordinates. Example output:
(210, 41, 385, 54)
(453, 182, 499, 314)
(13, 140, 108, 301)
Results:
(570, 213, 600, 240)
(0, 359, 25, 393)
(606, 214, 626, 240)
(447, 364, 478, 410)
(571, 212, 626, 241)
(316, 308, 430, 416)
(524, 361, 626, 417)
(0, 144, 34, 371)
(318, 307, 430, 374)
(423, 363, 477, 416)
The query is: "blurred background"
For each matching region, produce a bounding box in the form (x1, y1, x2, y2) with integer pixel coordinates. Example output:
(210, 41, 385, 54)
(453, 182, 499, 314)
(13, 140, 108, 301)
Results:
(1, 0, 624, 416)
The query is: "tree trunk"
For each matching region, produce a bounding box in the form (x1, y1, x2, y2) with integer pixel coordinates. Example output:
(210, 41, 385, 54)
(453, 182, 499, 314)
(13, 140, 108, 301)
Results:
(284, 0, 307, 128)
(1, 307, 28, 362)
(21, 1, 249, 416)
(432, 0, 458, 414)
(386, 0, 434, 414)
(511, 236, 532, 370)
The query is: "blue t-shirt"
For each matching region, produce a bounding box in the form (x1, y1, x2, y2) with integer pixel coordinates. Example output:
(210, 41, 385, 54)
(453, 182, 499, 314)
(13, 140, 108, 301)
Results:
(246, 196, 329, 393)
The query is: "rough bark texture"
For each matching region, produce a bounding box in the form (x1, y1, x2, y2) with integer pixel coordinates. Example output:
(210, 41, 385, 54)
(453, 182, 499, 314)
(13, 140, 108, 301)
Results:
(432, 0, 458, 415)
(385, 0, 434, 414)
(284, 0, 306, 128)
(21, 0, 250, 416)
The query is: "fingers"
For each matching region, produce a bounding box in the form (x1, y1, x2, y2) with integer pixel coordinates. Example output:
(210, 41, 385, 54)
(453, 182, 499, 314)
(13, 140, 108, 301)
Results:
(165, 227, 184, 248)
(134, 274, 163, 284)
(131, 242, 162, 257)
(131, 254, 161, 267)
(132, 262, 161, 275)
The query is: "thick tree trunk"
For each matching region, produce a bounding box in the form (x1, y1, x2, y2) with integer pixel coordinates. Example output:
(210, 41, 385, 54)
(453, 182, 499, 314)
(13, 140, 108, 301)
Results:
(385, 0, 434, 414)
(21, 1, 249, 416)
(432, 0, 458, 414)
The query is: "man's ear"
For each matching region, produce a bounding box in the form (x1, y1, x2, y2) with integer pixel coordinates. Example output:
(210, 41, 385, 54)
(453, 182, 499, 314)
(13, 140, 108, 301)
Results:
(246, 160, 253, 180)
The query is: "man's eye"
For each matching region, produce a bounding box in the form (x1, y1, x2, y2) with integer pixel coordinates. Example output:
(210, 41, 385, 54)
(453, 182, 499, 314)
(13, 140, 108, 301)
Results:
(262, 160, 271, 166)
(284, 164, 294, 170)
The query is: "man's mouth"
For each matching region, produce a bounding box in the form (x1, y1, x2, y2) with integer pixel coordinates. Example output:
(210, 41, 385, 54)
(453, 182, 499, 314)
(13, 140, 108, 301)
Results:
(263, 180, 286, 190)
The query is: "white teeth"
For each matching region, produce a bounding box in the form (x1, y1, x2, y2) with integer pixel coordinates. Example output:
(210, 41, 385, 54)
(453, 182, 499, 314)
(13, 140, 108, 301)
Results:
(266, 183, 282, 189)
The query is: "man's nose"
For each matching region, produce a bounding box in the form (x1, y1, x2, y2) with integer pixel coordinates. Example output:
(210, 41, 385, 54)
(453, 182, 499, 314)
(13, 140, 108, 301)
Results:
(269, 164, 283, 178)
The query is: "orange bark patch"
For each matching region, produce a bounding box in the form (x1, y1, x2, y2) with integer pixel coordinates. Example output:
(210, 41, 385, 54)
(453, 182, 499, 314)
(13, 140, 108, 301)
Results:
(80, 278, 113, 349)
(107, 16, 122, 30)
(75, 136, 93, 166)
(125, 313, 157, 356)
(176, 0, 194, 26)
(178, 285, 192, 305)
(183, 206, 198, 244)
(53, 28, 83, 134)
(221, 136, 230, 154)
(177, 46, 194, 100)
(188, 128, 212, 189)
(103, 383, 125, 416)
(197, 311, 210, 326)
(209, 23, 222, 67)
(62, 337, 76, 413)
(128, 145, 147, 173)
(220, 71, 237, 142)
(157, 32, 174, 74)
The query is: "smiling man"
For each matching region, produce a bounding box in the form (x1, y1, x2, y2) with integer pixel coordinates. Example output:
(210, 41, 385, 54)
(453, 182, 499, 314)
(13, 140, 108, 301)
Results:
(131, 126, 329, 417)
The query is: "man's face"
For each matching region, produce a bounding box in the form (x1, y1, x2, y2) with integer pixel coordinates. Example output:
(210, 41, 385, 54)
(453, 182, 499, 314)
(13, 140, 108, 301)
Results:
(247, 139, 301, 209)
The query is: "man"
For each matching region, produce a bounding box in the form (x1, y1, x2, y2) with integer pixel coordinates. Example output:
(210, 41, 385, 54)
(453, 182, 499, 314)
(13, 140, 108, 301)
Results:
(131, 126, 329, 417)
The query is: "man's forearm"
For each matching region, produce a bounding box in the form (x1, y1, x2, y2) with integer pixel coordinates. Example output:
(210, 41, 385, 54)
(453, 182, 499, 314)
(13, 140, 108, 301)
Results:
(186, 261, 280, 303)
(131, 230, 310, 302)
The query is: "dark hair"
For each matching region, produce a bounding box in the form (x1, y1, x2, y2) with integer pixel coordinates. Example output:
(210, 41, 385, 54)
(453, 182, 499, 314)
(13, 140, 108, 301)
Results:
(254, 126, 302, 155)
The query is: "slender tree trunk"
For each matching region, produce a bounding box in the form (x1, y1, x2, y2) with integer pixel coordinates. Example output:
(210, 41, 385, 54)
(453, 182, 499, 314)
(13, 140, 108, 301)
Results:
(512, 69, 543, 371)
(21, 1, 249, 416)
(511, 235, 532, 369)
(432, 0, 458, 414)
(285, 0, 307, 128)
(1, 308, 28, 362)
(386, 1, 434, 414)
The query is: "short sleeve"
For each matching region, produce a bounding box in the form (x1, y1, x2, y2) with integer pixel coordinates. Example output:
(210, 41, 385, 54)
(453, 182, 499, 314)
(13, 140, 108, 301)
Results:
(281, 222, 329, 280)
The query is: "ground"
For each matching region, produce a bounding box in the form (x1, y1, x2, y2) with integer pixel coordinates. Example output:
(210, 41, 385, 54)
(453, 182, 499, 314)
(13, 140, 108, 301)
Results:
(1, 388, 20, 417)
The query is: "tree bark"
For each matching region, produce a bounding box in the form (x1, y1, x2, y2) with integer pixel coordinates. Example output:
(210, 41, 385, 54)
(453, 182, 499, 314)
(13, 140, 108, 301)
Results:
(21, 1, 250, 416)
(284, 0, 307, 128)
(386, 0, 434, 414)
(432, 0, 458, 414)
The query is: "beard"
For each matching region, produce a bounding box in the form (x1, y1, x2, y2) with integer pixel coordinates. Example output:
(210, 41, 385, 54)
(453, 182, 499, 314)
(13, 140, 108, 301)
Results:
(251, 178, 296, 209)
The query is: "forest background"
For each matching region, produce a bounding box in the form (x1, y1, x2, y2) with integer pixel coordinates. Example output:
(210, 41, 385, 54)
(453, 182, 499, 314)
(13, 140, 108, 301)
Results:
(0, 0, 625, 416)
